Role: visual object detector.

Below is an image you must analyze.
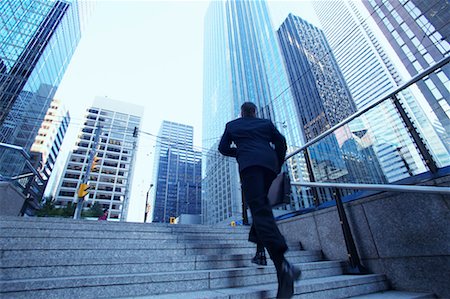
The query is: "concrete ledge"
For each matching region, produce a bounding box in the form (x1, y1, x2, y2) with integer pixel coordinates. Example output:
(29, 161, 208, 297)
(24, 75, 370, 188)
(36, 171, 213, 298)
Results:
(0, 182, 25, 216)
(277, 175, 450, 297)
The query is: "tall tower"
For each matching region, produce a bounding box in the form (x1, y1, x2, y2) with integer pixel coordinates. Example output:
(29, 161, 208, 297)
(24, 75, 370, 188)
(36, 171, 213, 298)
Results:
(30, 98, 70, 190)
(54, 97, 143, 220)
(278, 14, 356, 140)
(0, 0, 91, 185)
(312, 0, 449, 182)
(151, 121, 202, 223)
(362, 0, 450, 150)
(277, 14, 386, 186)
(203, 0, 305, 224)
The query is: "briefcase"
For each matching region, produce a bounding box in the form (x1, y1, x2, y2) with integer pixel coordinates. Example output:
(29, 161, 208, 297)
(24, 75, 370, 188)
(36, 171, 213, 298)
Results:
(268, 172, 291, 207)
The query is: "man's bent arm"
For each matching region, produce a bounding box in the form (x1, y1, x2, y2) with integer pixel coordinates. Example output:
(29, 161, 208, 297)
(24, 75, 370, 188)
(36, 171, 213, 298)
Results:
(218, 126, 237, 157)
(271, 123, 287, 167)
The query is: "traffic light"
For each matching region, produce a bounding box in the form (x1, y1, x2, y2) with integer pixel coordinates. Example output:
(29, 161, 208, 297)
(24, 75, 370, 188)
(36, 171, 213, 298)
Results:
(91, 155, 100, 171)
(169, 217, 176, 224)
(77, 183, 90, 198)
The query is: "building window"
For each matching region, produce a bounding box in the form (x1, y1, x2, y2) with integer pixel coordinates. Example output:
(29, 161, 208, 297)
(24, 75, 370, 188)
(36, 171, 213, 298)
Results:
(383, 19, 394, 32)
(59, 191, 75, 197)
(412, 61, 422, 72)
(423, 53, 434, 65)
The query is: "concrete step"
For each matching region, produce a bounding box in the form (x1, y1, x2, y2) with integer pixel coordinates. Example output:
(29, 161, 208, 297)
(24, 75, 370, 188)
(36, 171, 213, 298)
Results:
(0, 254, 331, 280)
(0, 252, 324, 279)
(129, 275, 389, 298)
(135, 274, 389, 299)
(0, 262, 348, 297)
(0, 273, 388, 299)
(1, 236, 301, 250)
(0, 249, 320, 267)
(348, 290, 436, 298)
(1, 237, 300, 250)
(0, 229, 250, 240)
(0, 236, 264, 249)
(0, 228, 252, 241)
(0, 216, 249, 234)
(1, 242, 304, 260)
(0, 216, 394, 299)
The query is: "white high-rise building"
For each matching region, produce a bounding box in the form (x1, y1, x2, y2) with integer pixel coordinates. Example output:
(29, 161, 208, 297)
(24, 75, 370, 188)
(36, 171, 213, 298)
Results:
(54, 97, 143, 220)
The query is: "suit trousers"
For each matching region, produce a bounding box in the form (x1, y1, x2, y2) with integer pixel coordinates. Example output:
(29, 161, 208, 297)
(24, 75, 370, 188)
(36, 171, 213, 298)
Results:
(240, 166, 288, 263)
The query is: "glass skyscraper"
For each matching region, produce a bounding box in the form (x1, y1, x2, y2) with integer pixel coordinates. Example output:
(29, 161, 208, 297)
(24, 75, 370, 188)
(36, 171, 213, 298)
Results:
(363, 0, 450, 150)
(278, 14, 356, 141)
(0, 0, 91, 187)
(410, 0, 449, 41)
(312, 0, 449, 182)
(277, 13, 386, 203)
(54, 97, 143, 220)
(203, 0, 306, 224)
(151, 121, 202, 223)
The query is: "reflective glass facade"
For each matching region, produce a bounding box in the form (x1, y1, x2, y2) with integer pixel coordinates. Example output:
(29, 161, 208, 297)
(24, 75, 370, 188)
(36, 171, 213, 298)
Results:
(278, 14, 356, 141)
(312, 0, 449, 182)
(151, 121, 202, 223)
(0, 0, 87, 184)
(203, 0, 307, 224)
(363, 0, 450, 153)
(278, 14, 386, 187)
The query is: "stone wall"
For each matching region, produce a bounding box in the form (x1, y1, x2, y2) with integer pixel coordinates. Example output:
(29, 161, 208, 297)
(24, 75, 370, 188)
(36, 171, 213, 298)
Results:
(277, 175, 450, 298)
(0, 182, 25, 216)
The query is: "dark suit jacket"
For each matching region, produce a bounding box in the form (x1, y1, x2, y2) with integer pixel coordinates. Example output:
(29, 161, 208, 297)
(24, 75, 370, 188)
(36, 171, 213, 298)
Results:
(218, 116, 287, 174)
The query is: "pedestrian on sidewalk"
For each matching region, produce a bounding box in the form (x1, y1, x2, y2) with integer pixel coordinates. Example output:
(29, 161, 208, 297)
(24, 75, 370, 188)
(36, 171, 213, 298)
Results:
(218, 102, 301, 298)
(98, 209, 108, 221)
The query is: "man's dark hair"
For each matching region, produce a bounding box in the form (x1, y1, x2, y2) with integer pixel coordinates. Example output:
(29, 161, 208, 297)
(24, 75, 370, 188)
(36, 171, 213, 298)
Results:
(241, 102, 257, 117)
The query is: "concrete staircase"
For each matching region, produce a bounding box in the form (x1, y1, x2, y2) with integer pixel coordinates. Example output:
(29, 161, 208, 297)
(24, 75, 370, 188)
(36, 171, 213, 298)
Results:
(0, 216, 435, 298)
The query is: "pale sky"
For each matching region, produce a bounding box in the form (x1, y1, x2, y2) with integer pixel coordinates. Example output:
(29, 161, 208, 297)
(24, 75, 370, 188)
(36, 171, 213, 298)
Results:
(54, 0, 320, 222)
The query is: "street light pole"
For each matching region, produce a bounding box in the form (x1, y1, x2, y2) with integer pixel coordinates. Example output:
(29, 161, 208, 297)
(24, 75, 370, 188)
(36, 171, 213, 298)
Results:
(144, 184, 154, 223)
(74, 125, 101, 220)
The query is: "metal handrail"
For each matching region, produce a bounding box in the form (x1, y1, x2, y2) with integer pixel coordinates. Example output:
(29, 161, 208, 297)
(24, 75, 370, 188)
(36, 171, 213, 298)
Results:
(285, 55, 450, 160)
(283, 56, 450, 275)
(0, 142, 44, 182)
(291, 181, 450, 195)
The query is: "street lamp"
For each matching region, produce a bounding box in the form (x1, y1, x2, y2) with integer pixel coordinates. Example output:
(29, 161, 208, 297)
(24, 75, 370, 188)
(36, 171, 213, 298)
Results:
(144, 184, 154, 223)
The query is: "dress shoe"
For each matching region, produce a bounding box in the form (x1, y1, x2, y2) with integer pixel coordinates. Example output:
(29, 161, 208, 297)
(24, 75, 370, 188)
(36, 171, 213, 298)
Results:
(276, 260, 301, 298)
(251, 251, 267, 266)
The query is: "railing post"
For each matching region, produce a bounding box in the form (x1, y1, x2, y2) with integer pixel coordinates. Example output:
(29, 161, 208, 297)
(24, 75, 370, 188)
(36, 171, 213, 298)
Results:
(303, 149, 319, 207)
(391, 95, 438, 174)
(333, 187, 368, 274)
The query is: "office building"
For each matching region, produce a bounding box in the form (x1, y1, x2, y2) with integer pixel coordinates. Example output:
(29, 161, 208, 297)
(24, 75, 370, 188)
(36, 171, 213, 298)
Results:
(0, 0, 91, 189)
(203, 0, 308, 224)
(30, 98, 70, 190)
(278, 13, 386, 192)
(363, 0, 450, 153)
(278, 14, 356, 140)
(54, 97, 143, 220)
(409, 0, 449, 41)
(151, 121, 202, 223)
(312, 0, 449, 182)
